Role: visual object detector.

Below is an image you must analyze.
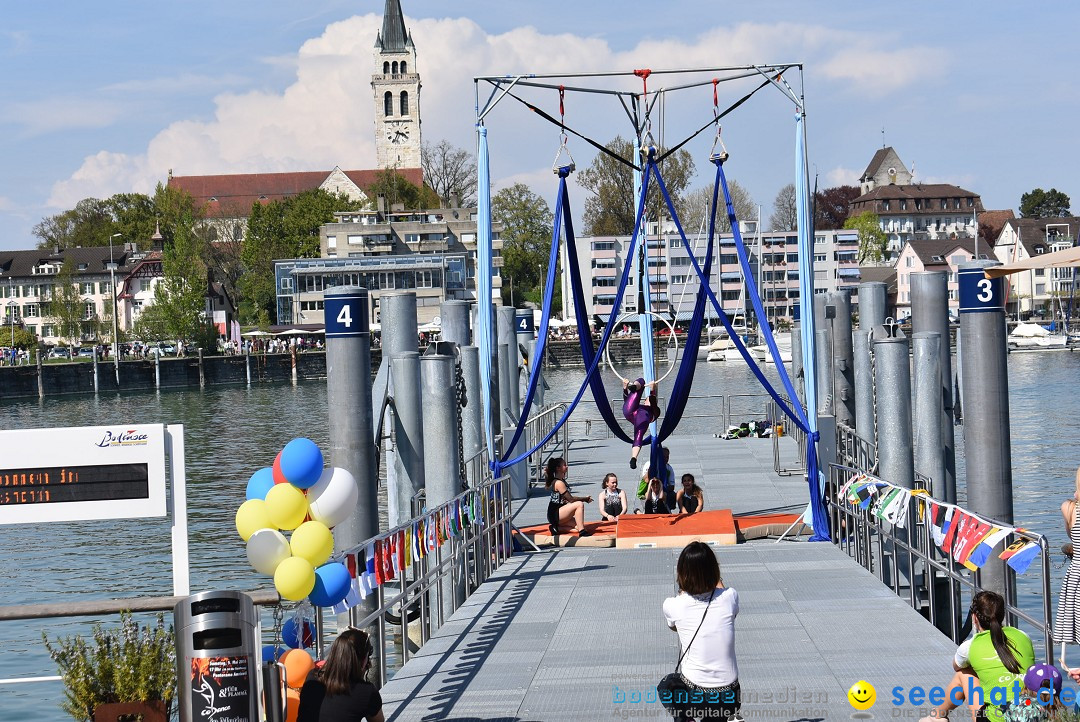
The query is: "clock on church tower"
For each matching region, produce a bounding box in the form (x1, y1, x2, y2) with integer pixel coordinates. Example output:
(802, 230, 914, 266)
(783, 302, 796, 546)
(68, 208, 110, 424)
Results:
(372, 0, 421, 169)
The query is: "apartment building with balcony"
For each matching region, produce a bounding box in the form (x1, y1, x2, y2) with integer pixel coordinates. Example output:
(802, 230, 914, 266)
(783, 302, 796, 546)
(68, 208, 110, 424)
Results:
(0, 246, 137, 346)
(275, 205, 502, 325)
(850, 184, 984, 259)
(561, 225, 863, 327)
(893, 238, 983, 318)
(992, 217, 1080, 317)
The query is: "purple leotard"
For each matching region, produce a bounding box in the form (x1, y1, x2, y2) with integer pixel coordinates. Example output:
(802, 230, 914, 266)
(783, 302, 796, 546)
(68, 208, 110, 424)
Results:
(622, 377, 658, 447)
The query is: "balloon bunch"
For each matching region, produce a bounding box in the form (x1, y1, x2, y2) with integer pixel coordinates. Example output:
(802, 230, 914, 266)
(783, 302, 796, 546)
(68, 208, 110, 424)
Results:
(261, 617, 316, 722)
(235, 438, 358, 606)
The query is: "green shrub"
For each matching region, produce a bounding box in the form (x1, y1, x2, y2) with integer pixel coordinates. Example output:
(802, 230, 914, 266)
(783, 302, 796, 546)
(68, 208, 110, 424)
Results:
(43, 611, 176, 721)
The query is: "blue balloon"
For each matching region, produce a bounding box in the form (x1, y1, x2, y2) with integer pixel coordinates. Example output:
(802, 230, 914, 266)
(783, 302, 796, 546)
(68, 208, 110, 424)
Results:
(279, 438, 324, 489)
(245, 467, 275, 500)
(281, 617, 314, 649)
(261, 644, 286, 663)
(309, 562, 351, 608)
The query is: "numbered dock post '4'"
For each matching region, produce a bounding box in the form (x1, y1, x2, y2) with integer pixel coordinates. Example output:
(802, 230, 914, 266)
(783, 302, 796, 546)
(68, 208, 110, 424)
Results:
(325, 288, 371, 337)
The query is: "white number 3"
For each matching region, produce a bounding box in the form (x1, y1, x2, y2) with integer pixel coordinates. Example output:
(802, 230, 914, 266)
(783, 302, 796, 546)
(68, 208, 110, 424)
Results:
(976, 278, 993, 303)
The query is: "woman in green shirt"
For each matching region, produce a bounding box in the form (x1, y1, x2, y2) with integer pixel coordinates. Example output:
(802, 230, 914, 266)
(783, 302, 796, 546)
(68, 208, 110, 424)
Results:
(920, 590, 1035, 722)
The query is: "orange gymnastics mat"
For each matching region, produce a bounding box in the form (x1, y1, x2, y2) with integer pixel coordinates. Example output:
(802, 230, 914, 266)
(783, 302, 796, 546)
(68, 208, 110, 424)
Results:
(615, 509, 736, 548)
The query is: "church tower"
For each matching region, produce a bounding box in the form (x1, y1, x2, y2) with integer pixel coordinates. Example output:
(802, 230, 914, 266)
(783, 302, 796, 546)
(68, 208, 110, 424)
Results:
(373, 0, 421, 169)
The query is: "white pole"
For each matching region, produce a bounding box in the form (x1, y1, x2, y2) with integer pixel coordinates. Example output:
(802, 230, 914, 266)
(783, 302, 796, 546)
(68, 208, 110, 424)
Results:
(166, 424, 191, 596)
(109, 232, 121, 385)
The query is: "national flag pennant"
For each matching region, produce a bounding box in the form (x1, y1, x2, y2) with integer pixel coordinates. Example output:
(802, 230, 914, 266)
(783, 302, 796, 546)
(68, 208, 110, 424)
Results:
(404, 526, 413, 564)
(331, 583, 361, 614)
(873, 487, 903, 520)
(840, 473, 865, 501)
(415, 520, 426, 559)
(396, 530, 407, 571)
(373, 539, 385, 586)
(942, 509, 966, 552)
(965, 527, 1013, 569)
(427, 514, 437, 551)
(1000, 539, 1042, 574)
(383, 536, 396, 582)
(952, 515, 992, 567)
(361, 543, 376, 597)
(882, 488, 911, 529)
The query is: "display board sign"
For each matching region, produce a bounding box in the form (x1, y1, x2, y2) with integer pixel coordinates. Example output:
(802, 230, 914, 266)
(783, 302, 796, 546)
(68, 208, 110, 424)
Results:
(325, 292, 370, 337)
(958, 267, 1005, 314)
(0, 424, 167, 525)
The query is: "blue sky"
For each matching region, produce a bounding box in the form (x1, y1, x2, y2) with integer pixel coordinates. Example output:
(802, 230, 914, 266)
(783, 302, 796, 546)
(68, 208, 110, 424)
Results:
(2, 1, 1079, 250)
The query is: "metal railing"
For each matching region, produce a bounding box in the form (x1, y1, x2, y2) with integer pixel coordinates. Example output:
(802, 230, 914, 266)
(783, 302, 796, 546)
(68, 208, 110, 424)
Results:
(826, 462, 1053, 659)
(836, 421, 878, 473)
(767, 398, 806, 476)
(522, 403, 570, 486)
(340, 473, 514, 686)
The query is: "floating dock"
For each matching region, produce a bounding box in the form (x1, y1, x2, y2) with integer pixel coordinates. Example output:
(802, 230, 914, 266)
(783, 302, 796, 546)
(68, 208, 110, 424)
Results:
(380, 435, 960, 721)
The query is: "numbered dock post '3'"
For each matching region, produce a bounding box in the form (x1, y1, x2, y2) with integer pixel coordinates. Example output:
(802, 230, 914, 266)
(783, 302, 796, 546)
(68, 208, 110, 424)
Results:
(323, 287, 381, 672)
(957, 261, 1013, 598)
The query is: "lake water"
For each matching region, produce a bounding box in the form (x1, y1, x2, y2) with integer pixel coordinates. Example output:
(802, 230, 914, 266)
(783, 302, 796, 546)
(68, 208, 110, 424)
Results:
(0, 351, 1077, 720)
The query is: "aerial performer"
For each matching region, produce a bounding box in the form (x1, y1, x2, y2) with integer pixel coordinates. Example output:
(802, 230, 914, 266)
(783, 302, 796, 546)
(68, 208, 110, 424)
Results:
(623, 377, 660, 469)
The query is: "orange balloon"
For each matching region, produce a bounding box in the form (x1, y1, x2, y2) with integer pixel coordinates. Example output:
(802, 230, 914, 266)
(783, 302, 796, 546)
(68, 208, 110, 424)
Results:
(285, 687, 301, 722)
(282, 648, 315, 689)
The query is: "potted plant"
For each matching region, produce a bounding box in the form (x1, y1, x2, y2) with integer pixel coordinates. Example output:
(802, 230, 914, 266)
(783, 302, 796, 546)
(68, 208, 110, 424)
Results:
(43, 611, 176, 722)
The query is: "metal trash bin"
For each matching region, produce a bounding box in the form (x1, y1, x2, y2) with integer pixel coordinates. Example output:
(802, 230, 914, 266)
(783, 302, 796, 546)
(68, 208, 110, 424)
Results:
(174, 590, 262, 722)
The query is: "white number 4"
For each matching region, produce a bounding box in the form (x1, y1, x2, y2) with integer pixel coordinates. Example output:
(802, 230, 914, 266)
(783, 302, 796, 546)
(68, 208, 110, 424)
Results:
(336, 303, 353, 327)
(976, 278, 993, 303)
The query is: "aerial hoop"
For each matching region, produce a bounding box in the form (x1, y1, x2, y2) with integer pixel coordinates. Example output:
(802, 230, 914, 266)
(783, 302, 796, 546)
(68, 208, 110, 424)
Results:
(604, 311, 680, 384)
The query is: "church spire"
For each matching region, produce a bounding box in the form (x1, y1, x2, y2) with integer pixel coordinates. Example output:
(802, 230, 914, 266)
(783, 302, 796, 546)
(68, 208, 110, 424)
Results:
(377, 0, 409, 52)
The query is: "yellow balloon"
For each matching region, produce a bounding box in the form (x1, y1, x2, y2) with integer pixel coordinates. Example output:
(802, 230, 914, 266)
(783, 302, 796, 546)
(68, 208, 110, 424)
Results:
(235, 499, 271, 541)
(265, 484, 309, 531)
(290, 521, 334, 567)
(274, 556, 316, 601)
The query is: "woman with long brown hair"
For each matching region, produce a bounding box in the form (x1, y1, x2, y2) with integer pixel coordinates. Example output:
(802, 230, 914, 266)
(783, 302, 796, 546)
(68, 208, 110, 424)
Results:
(297, 628, 384, 722)
(545, 456, 592, 536)
(918, 590, 1034, 722)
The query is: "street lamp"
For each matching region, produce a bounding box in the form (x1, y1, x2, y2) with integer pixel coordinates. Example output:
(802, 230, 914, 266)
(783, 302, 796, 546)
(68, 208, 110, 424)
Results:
(108, 232, 122, 384)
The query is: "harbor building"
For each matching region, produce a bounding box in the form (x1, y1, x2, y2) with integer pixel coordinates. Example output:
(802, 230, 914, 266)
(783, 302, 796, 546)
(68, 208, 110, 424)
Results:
(892, 238, 982, 319)
(852, 146, 985, 260)
(993, 216, 1080, 318)
(275, 205, 502, 326)
(561, 224, 862, 326)
(0, 246, 136, 346)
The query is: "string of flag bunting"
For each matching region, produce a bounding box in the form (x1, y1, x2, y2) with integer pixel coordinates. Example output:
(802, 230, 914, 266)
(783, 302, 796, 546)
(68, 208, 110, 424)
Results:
(838, 472, 1044, 575)
(326, 485, 496, 615)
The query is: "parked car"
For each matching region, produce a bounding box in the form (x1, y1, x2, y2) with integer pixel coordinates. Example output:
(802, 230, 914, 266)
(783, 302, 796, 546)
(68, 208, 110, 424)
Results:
(147, 343, 177, 356)
(47, 347, 70, 360)
(77, 347, 96, 358)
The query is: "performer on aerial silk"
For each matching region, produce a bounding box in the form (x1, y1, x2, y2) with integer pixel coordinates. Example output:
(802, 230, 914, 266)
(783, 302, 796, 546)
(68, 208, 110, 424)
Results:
(622, 377, 660, 469)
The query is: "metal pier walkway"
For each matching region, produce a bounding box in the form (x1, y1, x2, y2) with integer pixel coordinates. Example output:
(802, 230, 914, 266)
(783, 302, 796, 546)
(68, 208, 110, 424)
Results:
(380, 436, 958, 721)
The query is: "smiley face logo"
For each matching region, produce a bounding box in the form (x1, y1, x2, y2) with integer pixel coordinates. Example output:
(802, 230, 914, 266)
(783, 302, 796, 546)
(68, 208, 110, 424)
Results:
(848, 680, 876, 710)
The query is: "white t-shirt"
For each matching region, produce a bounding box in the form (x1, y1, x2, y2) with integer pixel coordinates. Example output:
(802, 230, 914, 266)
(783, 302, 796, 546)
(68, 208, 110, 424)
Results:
(662, 587, 739, 688)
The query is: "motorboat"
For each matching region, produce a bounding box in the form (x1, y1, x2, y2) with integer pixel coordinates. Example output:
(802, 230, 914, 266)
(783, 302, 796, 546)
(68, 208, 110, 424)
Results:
(749, 332, 793, 363)
(1008, 322, 1067, 349)
(705, 337, 736, 362)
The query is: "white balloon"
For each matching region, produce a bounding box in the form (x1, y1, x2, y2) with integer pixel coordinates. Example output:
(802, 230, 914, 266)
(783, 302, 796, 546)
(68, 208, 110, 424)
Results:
(246, 528, 291, 575)
(308, 467, 359, 528)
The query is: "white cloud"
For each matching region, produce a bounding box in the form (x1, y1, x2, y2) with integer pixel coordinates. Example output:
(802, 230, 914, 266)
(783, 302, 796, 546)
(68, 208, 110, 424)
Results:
(6, 98, 124, 137)
(48, 14, 948, 209)
(825, 166, 859, 187)
(0, 196, 14, 211)
(103, 73, 250, 94)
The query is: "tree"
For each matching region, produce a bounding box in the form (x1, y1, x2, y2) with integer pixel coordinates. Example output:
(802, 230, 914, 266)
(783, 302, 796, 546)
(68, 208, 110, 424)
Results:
(578, 136, 696, 235)
(33, 198, 114, 251)
(49, 259, 87, 347)
(844, 211, 888, 263)
(1020, 188, 1071, 218)
(677, 181, 756, 236)
(238, 188, 363, 325)
(151, 210, 208, 343)
(365, 169, 440, 212)
(422, 140, 477, 207)
(814, 185, 861, 230)
(769, 183, 797, 232)
(491, 184, 555, 307)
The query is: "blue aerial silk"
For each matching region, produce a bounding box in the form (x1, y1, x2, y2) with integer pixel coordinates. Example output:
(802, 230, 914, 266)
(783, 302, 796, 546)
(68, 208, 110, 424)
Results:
(475, 126, 497, 466)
